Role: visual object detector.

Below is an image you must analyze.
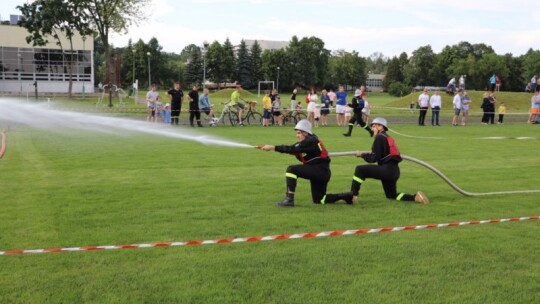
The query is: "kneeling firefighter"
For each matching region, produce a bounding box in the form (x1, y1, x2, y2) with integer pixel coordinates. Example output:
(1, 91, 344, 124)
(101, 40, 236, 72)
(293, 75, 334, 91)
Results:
(328, 117, 429, 205)
(259, 119, 340, 207)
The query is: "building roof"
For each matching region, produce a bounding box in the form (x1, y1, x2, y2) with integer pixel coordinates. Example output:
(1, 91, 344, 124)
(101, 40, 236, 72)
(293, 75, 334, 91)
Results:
(244, 39, 288, 51)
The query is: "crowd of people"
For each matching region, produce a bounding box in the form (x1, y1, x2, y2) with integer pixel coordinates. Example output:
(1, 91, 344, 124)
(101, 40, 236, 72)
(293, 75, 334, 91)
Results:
(143, 78, 539, 127)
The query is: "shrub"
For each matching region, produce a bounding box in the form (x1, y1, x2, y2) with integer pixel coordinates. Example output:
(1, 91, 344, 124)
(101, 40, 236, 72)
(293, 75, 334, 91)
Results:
(387, 81, 412, 97)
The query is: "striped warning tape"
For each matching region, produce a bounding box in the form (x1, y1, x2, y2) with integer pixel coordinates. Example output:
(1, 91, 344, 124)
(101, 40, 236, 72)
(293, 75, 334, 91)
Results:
(1, 216, 538, 256)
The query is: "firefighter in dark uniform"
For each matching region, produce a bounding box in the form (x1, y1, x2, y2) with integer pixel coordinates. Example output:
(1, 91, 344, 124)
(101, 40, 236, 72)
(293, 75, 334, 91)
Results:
(188, 85, 202, 127)
(343, 86, 373, 137)
(330, 117, 429, 205)
(260, 119, 332, 207)
(166, 82, 183, 125)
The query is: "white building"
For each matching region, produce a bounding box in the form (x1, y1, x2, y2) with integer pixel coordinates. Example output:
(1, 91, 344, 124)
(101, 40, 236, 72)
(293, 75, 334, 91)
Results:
(0, 23, 94, 94)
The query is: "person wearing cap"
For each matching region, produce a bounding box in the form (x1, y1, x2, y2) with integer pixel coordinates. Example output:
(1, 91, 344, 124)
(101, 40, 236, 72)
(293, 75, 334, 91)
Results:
(259, 119, 331, 207)
(343, 85, 372, 137)
(417, 87, 429, 126)
(327, 117, 429, 205)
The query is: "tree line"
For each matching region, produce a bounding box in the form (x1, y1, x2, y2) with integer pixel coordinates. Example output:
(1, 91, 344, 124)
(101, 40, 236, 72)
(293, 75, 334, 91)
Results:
(15, 0, 540, 95)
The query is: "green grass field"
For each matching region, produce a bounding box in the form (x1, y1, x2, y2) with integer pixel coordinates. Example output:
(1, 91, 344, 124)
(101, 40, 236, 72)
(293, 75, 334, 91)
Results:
(0, 94, 539, 303)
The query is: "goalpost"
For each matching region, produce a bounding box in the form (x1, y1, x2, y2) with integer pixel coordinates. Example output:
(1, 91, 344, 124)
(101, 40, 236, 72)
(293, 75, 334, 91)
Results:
(257, 81, 275, 97)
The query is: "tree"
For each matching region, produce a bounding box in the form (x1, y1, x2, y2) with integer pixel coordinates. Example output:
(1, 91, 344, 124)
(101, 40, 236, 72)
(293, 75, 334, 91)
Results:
(222, 38, 236, 83)
(365, 52, 388, 74)
(205, 41, 227, 88)
(184, 46, 202, 86)
(521, 49, 540, 85)
(79, 0, 149, 101)
(236, 40, 251, 87)
(383, 57, 403, 91)
(503, 53, 523, 92)
(18, 0, 93, 97)
(328, 50, 366, 88)
(286, 36, 329, 88)
(249, 41, 263, 88)
(403, 45, 436, 86)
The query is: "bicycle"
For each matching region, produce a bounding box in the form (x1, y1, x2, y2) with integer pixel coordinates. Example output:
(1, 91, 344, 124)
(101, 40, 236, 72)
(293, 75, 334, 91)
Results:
(281, 107, 307, 125)
(237, 101, 262, 125)
(214, 102, 239, 126)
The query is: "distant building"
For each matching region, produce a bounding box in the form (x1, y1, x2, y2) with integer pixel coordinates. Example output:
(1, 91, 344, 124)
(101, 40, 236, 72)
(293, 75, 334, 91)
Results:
(366, 73, 384, 92)
(244, 39, 288, 51)
(0, 23, 94, 94)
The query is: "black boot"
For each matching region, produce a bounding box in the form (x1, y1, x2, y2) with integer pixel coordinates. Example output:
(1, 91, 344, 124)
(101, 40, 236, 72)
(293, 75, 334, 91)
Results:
(338, 192, 354, 204)
(276, 193, 294, 207)
(343, 125, 353, 137)
(197, 121, 203, 127)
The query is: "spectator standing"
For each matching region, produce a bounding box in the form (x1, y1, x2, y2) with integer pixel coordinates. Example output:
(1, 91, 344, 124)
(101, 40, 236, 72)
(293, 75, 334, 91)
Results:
(362, 99, 371, 124)
(417, 87, 429, 126)
(306, 88, 318, 125)
(529, 91, 540, 124)
(166, 82, 184, 126)
(495, 76, 501, 92)
(452, 90, 463, 126)
(155, 96, 163, 122)
(335, 86, 347, 126)
(497, 102, 506, 124)
(320, 89, 331, 126)
(188, 85, 202, 127)
(531, 75, 537, 93)
(272, 96, 283, 126)
(459, 75, 465, 91)
(481, 92, 496, 124)
(489, 73, 496, 92)
(327, 88, 337, 107)
(163, 103, 172, 124)
(262, 90, 272, 127)
(429, 89, 442, 126)
(461, 91, 471, 126)
(146, 83, 159, 123)
(199, 88, 215, 126)
(290, 89, 297, 110)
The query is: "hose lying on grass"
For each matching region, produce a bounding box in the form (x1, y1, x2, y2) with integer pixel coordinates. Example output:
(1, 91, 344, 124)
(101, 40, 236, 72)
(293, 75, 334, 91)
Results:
(328, 151, 540, 197)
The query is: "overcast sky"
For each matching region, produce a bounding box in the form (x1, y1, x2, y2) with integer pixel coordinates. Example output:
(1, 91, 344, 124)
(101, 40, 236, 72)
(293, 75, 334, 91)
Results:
(2, 0, 539, 58)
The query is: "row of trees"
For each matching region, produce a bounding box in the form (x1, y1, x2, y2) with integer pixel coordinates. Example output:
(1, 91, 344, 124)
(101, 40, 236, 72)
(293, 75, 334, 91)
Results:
(15, 1, 540, 95)
(383, 41, 540, 95)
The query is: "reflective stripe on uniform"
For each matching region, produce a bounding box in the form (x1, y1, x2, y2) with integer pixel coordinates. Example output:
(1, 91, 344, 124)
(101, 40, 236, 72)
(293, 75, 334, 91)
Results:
(396, 193, 405, 201)
(286, 172, 298, 179)
(353, 176, 364, 184)
(320, 195, 326, 205)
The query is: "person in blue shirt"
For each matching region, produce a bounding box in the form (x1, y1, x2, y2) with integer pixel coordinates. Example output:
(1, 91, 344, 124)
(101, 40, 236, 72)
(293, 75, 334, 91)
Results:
(198, 88, 215, 126)
(335, 86, 347, 126)
(489, 73, 496, 92)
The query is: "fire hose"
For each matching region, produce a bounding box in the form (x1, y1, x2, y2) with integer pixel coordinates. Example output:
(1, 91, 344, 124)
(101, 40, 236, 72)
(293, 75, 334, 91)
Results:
(328, 151, 540, 197)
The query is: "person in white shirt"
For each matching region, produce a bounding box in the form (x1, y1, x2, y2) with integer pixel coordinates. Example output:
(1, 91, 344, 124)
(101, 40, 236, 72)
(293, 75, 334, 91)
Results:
(459, 75, 465, 90)
(452, 90, 463, 126)
(417, 88, 430, 126)
(429, 89, 442, 126)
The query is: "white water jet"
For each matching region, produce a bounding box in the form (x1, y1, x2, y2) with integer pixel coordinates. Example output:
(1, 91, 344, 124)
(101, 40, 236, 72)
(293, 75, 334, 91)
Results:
(0, 99, 254, 149)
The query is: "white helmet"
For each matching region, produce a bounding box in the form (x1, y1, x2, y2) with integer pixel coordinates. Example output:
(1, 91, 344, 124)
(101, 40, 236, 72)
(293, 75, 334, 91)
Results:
(295, 119, 313, 135)
(370, 117, 388, 130)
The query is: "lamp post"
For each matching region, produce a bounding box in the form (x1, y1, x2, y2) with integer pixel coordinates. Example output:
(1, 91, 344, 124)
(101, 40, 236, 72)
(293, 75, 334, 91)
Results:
(147, 51, 151, 91)
(276, 66, 280, 92)
(82, 35, 86, 98)
(17, 52, 22, 96)
(132, 49, 136, 98)
(202, 40, 209, 88)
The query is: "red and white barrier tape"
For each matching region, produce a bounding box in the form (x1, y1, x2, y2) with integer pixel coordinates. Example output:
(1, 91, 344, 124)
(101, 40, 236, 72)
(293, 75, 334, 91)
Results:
(1, 216, 538, 256)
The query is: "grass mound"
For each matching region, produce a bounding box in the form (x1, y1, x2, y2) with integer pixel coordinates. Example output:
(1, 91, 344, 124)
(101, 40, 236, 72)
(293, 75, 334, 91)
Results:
(209, 88, 258, 101)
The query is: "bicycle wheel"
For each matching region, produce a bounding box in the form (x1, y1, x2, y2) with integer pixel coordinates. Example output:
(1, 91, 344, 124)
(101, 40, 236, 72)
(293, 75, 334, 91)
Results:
(295, 112, 307, 122)
(247, 112, 262, 125)
(228, 112, 239, 126)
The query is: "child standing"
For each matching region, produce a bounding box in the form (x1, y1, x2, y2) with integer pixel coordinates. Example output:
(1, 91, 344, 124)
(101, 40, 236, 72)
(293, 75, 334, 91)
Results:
(262, 90, 272, 127)
(498, 102, 506, 124)
(272, 96, 282, 126)
(320, 89, 330, 126)
(163, 103, 172, 124)
(155, 96, 163, 123)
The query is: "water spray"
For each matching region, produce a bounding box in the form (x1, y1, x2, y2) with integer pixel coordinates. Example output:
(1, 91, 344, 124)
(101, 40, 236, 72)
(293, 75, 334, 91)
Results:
(329, 151, 540, 196)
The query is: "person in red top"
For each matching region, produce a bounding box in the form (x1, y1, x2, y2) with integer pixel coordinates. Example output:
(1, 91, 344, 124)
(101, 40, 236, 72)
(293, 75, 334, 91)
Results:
(328, 117, 429, 205)
(260, 119, 331, 207)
